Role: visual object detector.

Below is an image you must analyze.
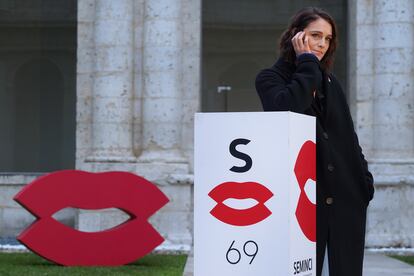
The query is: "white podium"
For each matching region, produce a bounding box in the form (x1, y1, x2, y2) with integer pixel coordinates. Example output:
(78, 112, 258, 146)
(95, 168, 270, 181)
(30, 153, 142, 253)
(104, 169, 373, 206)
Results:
(194, 112, 316, 276)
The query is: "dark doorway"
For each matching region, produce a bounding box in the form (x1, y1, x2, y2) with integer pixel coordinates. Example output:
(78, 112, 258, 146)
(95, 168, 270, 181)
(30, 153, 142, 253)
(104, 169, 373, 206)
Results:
(13, 59, 65, 172)
(0, 0, 77, 172)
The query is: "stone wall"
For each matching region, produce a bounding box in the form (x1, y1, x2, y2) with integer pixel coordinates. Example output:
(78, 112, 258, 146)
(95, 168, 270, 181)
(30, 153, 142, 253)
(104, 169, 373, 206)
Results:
(0, 175, 75, 238)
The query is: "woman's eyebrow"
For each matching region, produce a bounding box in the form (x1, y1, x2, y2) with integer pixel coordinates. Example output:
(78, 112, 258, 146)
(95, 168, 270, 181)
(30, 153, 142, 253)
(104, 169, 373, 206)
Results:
(309, 30, 333, 37)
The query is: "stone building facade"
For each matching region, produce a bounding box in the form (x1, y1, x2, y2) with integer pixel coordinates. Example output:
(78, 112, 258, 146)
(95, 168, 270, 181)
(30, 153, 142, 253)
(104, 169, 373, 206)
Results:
(349, 0, 414, 247)
(0, 0, 413, 250)
(75, 0, 199, 250)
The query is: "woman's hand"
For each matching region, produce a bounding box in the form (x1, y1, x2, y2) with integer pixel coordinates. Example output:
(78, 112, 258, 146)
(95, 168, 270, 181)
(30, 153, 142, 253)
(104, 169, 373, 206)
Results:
(291, 31, 312, 57)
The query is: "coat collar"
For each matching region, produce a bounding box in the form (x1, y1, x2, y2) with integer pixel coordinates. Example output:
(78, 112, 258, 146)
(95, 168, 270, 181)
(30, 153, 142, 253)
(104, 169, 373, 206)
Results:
(273, 58, 296, 78)
(273, 57, 336, 126)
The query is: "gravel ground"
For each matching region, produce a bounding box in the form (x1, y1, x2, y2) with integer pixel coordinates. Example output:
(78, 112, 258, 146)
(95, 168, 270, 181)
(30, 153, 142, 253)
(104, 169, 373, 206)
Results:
(0, 238, 19, 245)
(0, 238, 28, 252)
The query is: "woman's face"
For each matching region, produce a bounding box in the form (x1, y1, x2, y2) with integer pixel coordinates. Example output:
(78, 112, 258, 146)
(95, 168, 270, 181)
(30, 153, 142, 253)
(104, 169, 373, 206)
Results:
(303, 18, 333, 60)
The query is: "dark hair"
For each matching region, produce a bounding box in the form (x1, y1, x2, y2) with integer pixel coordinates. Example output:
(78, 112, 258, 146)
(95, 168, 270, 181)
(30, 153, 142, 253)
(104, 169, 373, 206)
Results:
(279, 7, 338, 71)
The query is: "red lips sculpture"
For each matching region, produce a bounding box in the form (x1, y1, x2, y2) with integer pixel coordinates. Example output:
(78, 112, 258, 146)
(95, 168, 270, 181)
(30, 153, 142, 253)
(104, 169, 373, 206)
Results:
(294, 140, 316, 242)
(14, 170, 169, 266)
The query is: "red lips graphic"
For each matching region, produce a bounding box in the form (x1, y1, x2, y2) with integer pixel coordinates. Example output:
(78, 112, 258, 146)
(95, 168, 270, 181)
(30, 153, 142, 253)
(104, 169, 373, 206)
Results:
(294, 141, 316, 242)
(14, 170, 169, 266)
(208, 181, 273, 226)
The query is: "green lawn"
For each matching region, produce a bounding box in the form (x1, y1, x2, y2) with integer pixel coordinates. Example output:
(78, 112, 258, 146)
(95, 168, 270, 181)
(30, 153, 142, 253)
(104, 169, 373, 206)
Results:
(390, 255, 414, 266)
(0, 253, 187, 276)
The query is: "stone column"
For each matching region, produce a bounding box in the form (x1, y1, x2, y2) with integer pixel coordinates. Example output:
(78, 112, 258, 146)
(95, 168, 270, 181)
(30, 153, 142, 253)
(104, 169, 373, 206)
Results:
(89, 0, 135, 162)
(133, 0, 145, 156)
(76, 0, 95, 167)
(180, 0, 202, 171)
(353, 0, 414, 249)
(373, 0, 414, 159)
(348, 0, 375, 158)
(139, 0, 186, 163)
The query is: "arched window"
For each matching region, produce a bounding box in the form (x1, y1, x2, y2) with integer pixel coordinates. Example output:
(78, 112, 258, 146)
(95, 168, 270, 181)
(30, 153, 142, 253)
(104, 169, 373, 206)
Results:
(0, 0, 76, 172)
(12, 59, 64, 172)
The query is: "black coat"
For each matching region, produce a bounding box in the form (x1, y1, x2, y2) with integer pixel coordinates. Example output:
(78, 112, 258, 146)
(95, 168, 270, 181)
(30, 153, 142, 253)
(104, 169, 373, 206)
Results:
(255, 53, 374, 276)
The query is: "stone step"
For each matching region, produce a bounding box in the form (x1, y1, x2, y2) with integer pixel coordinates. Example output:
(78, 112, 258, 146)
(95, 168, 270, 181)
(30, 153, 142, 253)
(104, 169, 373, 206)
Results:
(183, 251, 414, 276)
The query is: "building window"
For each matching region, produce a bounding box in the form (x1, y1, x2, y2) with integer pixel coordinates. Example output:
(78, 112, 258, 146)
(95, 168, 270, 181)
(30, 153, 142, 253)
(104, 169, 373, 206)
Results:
(0, 0, 76, 172)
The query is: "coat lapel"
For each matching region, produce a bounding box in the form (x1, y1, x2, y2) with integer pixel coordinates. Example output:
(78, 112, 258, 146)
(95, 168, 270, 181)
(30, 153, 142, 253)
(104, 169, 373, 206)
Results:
(323, 73, 334, 127)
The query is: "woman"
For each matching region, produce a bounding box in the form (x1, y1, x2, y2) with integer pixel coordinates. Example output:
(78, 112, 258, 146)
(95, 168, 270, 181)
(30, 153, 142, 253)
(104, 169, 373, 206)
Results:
(255, 7, 374, 276)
